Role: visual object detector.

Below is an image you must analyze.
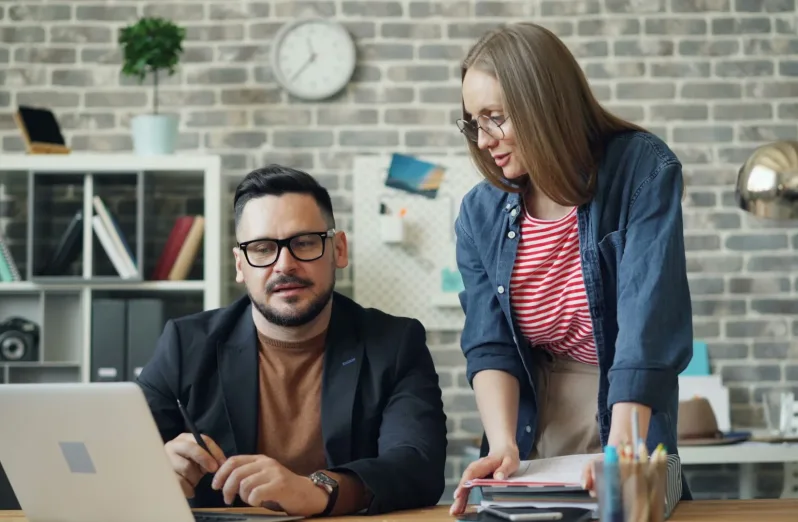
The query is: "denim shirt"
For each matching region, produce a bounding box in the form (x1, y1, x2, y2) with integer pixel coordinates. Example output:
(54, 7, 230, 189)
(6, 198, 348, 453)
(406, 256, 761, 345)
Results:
(455, 131, 693, 498)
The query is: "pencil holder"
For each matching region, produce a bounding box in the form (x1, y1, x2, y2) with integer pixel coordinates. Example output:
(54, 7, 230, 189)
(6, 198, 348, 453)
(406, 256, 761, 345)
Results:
(593, 458, 668, 522)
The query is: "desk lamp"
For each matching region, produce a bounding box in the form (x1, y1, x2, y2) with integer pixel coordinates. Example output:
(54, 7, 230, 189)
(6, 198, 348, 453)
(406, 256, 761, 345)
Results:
(736, 140, 798, 219)
(735, 140, 798, 437)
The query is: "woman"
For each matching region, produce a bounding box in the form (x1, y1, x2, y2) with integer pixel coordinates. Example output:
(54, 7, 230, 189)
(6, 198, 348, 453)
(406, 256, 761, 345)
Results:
(449, 22, 693, 515)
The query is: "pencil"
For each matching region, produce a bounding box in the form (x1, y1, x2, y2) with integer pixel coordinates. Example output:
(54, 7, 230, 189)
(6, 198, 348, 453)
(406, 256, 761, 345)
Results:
(176, 398, 212, 455)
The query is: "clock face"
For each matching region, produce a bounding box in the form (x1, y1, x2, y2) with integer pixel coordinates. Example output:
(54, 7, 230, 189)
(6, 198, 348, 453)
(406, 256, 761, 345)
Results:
(271, 19, 357, 101)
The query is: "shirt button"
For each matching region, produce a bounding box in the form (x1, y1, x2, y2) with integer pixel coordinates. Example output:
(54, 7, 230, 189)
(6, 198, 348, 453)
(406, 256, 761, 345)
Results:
(497, 285, 505, 294)
(507, 231, 516, 239)
(505, 204, 512, 210)
(525, 425, 532, 433)
(511, 208, 518, 217)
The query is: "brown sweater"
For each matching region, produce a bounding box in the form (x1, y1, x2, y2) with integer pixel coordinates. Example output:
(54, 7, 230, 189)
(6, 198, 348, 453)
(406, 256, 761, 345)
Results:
(256, 329, 370, 515)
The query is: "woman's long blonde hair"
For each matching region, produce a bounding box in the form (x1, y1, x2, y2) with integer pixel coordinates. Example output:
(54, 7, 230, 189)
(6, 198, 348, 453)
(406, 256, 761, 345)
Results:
(461, 22, 647, 206)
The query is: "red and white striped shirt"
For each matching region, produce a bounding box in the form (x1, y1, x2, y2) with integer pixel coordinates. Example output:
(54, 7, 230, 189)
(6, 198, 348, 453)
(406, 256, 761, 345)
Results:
(509, 206, 598, 365)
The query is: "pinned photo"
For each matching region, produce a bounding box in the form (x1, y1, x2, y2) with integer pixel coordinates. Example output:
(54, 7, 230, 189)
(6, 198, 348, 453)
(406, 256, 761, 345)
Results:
(384, 153, 446, 199)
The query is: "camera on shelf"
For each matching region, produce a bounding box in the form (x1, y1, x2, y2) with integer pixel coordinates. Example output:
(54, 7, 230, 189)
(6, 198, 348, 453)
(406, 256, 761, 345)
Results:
(0, 316, 40, 362)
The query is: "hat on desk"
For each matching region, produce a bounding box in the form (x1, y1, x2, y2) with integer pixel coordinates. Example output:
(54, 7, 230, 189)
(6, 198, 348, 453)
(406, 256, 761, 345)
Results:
(677, 397, 750, 446)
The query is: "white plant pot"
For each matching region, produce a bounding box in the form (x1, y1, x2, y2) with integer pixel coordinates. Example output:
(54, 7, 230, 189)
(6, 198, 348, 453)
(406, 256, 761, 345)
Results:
(130, 114, 179, 155)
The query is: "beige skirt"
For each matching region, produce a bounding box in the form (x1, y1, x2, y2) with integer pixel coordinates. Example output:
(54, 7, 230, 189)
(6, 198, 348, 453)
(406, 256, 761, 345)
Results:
(527, 350, 603, 460)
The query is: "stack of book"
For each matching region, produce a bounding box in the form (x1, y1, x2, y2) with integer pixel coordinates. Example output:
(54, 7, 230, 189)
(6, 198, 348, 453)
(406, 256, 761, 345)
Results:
(466, 454, 599, 514)
(150, 215, 205, 280)
(91, 196, 137, 279)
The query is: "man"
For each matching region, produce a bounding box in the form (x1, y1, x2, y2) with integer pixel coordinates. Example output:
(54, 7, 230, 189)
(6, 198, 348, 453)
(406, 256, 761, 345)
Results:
(137, 165, 448, 516)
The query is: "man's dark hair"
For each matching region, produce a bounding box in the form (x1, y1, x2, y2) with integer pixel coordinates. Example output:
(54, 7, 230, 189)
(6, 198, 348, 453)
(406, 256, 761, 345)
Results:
(233, 164, 335, 230)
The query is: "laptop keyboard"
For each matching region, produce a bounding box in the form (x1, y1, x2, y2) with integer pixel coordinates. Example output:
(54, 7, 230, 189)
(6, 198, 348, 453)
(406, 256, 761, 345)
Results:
(194, 513, 248, 522)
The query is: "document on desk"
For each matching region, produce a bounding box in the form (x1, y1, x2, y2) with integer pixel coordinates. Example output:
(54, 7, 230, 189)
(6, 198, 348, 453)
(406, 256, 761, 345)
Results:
(465, 454, 599, 487)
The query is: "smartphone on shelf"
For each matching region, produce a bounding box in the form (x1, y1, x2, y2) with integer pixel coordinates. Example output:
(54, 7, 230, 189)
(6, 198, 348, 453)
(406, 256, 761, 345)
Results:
(482, 506, 564, 521)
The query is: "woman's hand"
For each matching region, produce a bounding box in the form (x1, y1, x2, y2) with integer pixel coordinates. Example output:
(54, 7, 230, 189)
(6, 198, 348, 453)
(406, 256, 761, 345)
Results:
(449, 446, 521, 516)
(581, 454, 603, 497)
(582, 403, 651, 498)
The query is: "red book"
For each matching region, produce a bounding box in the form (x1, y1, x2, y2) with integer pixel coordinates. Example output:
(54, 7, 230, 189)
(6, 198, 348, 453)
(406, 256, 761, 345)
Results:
(151, 216, 195, 280)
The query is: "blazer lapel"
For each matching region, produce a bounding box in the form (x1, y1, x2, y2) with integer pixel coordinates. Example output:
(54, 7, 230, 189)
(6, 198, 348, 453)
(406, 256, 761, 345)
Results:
(321, 295, 363, 466)
(217, 305, 259, 456)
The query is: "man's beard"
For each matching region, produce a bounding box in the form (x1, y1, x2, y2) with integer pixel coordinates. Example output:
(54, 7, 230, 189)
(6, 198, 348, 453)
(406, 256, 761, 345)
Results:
(250, 273, 335, 328)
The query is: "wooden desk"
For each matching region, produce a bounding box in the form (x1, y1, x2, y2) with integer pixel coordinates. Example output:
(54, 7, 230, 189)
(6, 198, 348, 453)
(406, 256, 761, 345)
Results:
(1, 501, 797, 521)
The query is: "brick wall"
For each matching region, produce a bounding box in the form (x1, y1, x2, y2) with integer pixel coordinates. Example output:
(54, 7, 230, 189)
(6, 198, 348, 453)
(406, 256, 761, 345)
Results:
(2, 0, 797, 500)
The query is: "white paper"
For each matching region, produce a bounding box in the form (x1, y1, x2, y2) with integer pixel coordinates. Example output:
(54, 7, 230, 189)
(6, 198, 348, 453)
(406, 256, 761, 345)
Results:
(489, 454, 600, 485)
(475, 454, 601, 513)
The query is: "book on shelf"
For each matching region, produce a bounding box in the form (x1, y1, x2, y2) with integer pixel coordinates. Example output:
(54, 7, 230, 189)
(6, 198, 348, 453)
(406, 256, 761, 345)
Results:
(0, 234, 21, 282)
(20, 202, 204, 282)
(92, 215, 135, 279)
(92, 195, 137, 277)
(151, 215, 205, 281)
(37, 209, 83, 276)
(34, 196, 139, 279)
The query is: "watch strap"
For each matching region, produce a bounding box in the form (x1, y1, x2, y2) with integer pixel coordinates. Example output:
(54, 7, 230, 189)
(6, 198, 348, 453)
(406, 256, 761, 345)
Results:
(319, 483, 338, 517)
(311, 472, 338, 517)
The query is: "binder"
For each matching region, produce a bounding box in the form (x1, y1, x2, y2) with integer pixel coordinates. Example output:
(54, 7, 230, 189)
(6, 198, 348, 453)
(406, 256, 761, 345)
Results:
(125, 298, 164, 381)
(90, 299, 126, 382)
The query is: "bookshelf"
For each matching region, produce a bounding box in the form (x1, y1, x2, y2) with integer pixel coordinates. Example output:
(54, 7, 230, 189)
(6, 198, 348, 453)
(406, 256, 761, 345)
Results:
(0, 154, 223, 384)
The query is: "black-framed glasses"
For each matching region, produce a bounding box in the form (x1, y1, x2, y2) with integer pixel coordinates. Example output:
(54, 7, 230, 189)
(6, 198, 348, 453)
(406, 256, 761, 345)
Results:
(238, 229, 335, 268)
(455, 115, 510, 143)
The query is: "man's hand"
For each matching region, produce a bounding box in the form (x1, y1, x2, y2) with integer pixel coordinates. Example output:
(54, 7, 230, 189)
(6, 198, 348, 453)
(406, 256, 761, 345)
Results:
(211, 455, 329, 516)
(165, 433, 227, 499)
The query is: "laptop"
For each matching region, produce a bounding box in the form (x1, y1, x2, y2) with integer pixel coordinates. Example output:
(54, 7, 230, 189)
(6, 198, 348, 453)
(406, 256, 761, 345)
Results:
(0, 382, 303, 522)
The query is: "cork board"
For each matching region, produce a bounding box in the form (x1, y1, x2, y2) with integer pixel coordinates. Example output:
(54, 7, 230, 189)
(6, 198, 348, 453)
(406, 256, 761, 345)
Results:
(352, 154, 483, 331)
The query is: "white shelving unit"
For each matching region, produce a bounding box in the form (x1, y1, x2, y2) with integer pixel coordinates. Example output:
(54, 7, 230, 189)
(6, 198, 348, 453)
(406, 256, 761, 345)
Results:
(0, 154, 224, 384)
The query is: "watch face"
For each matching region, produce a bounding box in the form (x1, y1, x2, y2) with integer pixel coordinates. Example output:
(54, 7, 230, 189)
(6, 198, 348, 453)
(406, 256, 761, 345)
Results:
(312, 471, 337, 488)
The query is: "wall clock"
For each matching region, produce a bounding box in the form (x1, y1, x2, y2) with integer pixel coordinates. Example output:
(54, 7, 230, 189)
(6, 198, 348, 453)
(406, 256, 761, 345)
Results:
(270, 18, 357, 101)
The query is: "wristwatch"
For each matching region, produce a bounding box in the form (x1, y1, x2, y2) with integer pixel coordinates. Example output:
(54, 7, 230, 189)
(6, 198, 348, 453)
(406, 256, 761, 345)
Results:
(309, 471, 339, 517)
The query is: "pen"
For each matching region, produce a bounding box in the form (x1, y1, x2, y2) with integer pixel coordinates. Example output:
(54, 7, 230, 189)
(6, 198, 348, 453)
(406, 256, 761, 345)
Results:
(601, 445, 623, 522)
(176, 398, 212, 455)
(638, 441, 649, 462)
(631, 406, 640, 461)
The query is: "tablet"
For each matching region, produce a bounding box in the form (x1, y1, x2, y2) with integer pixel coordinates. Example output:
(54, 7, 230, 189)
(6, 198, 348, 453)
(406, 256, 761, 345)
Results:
(482, 507, 563, 521)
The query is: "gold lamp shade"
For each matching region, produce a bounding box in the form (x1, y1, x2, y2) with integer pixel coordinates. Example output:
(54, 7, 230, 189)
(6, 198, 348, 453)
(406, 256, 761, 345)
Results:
(736, 140, 798, 220)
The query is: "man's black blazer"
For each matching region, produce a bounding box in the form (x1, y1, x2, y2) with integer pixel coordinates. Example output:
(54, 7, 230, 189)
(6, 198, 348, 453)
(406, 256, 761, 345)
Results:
(136, 291, 448, 515)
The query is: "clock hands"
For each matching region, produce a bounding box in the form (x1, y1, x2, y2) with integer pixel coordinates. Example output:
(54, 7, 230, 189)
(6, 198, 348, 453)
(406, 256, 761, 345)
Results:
(290, 37, 317, 82)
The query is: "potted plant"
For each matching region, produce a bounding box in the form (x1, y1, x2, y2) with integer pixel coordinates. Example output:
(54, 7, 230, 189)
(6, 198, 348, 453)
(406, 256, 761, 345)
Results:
(118, 16, 185, 155)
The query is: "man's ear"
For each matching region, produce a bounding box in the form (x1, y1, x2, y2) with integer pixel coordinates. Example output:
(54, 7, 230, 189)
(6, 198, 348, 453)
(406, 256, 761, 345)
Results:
(333, 231, 349, 269)
(233, 247, 245, 283)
